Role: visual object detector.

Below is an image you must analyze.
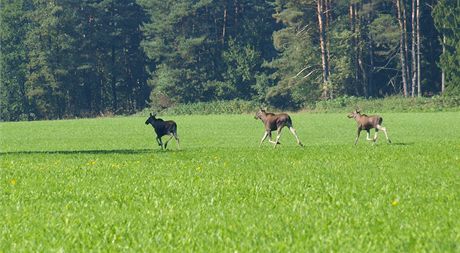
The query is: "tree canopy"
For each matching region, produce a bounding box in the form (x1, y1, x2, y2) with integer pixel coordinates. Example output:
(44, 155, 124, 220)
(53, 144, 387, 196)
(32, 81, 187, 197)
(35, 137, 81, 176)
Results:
(0, 0, 458, 120)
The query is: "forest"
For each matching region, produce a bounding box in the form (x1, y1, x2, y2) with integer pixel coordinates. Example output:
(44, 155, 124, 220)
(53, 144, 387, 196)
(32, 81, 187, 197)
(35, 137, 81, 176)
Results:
(1, 0, 459, 121)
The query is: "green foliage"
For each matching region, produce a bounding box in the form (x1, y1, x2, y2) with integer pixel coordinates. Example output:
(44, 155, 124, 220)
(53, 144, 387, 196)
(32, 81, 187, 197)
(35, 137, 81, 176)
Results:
(149, 64, 193, 104)
(313, 95, 460, 113)
(143, 96, 460, 116)
(139, 0, 223, 104)
(140, 99, 259, 115)
(266, 0, 320, 108)
(1, 113, 459, 251)
(138, 0, 277, 108)
(0, 0, 150, 120)
(222, 39, 262, 100)
(1, 0, 457, 121)
(433, 0, 460, 95)
(24, 0, 67, 118)
(328, 22, 354, 96)
(369, 14, 399, 49)
(0, 0, 31, 121)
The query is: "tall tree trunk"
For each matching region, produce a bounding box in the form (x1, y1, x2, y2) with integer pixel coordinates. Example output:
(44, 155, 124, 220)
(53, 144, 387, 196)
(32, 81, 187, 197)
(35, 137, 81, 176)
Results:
(416, 0, 421, 96)
(222, 6, 227, 44)
(98, 74, 103, 114)
(110, 1, 117, 112)
(19, 79, 30, 118)
(441, 34, 445, 93)
(350, 3, 359, 96)
(317, 0, 329, 98)
(357, 2, 368, 97)
(111, 44, 117, 113)
(402, 0, 411, 94)
(396, 0, 408, 96)
(411, 0, 417, 97)
(234, 0, 238, 29)
(368, 2, 374, 97)
(358, 49, 368, 97)
(111, 48, 117, 113)
(325, 0, 332, 98)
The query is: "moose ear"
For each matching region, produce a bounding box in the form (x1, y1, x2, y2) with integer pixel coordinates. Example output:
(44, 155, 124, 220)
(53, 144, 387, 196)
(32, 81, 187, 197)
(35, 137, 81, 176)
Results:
(150, 113, 153, 116)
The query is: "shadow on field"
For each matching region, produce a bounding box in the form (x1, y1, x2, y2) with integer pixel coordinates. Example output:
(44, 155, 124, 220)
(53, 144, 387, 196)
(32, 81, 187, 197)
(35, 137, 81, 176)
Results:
(0, 149, 154, 155)
(390, 142, 415, 146)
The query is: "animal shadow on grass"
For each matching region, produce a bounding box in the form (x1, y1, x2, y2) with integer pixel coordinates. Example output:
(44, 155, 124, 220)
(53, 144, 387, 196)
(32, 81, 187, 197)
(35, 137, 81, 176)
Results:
(0, 149, 154, 155)
(150, 148, 184, 154)
(390, 142, 415, 146)
(353, 141, 414, 147)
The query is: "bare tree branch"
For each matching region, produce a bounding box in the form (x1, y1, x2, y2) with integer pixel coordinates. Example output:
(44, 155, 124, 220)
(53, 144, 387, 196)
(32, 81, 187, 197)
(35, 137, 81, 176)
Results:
(374, 49, 399, 72)
(303, 69, 320, 79)
(292, 65, 313, 78)
(296, 24, 310, 36)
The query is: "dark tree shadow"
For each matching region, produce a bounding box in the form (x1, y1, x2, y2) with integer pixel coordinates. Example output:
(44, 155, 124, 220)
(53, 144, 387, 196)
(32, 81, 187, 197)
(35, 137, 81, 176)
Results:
(0, 149, 155, 155)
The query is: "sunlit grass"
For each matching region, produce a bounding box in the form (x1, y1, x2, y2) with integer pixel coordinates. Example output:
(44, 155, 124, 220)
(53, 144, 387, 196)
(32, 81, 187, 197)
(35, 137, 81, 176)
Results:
(1, 112, 459, 252)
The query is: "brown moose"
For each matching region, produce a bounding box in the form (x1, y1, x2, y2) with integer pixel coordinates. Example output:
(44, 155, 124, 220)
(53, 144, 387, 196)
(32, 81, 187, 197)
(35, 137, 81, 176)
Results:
(254, 109, 303, 148)
(348, 109, 391, 145)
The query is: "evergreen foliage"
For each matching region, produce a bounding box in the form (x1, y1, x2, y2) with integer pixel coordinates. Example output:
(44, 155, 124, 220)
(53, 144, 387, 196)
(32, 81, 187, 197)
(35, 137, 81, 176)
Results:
(0, 0, 458, 120)
(433, 0, 460, 95)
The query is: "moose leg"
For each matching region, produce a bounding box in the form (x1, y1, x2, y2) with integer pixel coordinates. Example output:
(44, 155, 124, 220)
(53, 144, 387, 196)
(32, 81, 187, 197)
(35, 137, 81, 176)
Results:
(372, 129, 379, 145)
(273, 128, 283, 148)
(366, 130, 373, 141)
(354, 128, 361, 145)
(288, 127, 303, 146)
(259, 131, 270, 147)
(268, 131, 278, 144)
(156, 136, 164, 149)
(163, 134, 174, 149)
(155, 136, 161, 146)
(377, 125, 391, 143)
(173, 132, 180, 149)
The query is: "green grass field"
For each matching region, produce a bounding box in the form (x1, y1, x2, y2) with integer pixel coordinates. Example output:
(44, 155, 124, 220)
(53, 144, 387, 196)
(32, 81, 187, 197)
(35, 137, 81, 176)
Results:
(1, 112, 459, 252)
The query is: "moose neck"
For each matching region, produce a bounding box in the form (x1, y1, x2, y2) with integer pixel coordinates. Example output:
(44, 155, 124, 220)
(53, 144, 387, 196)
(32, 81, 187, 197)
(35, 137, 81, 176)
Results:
(258, 113, 269, 123)
(152, 119, 160, 126)
(354, 114, 363, 122)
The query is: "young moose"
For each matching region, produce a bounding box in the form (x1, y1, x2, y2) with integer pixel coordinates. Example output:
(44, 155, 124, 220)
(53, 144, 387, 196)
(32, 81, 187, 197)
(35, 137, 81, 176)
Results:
(145, 113, 180, 150)
(347, 109, 391, 145)
(254, 109, 303, 148)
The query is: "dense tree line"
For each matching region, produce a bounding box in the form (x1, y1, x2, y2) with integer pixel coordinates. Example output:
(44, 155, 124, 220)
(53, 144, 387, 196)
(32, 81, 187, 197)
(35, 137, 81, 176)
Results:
(1, 0, 459, 120)
(1, 0, 149, 120)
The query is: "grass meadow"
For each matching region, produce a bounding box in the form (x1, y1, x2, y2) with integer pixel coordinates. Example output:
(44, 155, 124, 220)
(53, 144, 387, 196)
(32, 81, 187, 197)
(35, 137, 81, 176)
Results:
(1, 112, 459, 252)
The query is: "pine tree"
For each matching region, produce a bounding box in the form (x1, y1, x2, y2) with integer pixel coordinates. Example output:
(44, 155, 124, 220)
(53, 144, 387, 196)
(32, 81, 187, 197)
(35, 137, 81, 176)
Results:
(433, 0, 460, 95)
(0, 0, 31, 120)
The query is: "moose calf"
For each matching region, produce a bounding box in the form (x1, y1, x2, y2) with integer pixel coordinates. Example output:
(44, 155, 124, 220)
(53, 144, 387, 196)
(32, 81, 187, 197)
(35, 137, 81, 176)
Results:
(255, 109, 303, 148)
(348, 109, 391, 145)
(145, 113, 180, 149)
